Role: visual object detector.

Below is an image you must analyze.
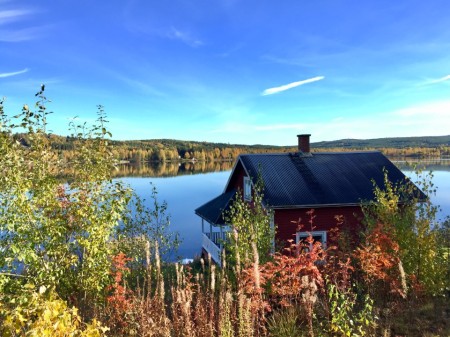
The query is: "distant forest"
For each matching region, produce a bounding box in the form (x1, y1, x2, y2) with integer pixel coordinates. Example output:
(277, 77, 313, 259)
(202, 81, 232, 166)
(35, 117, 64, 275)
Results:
(14, 133, 450, 163)
(312, 135, 450, 149)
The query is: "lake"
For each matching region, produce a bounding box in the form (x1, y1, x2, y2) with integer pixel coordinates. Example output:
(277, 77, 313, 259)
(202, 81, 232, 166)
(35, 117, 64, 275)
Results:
(117, 160, 450, 260)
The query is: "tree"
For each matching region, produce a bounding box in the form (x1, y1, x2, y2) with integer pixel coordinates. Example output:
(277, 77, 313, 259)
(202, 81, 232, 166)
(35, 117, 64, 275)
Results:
(361, 170, 448, 295)
(0, 90, 131, 313)
(225, 174, 275, 266)
(0, 87, 179, 326)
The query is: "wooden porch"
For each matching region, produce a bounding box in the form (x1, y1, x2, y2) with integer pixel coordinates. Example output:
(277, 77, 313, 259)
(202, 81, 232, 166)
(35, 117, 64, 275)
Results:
(201, 219, 229, 266)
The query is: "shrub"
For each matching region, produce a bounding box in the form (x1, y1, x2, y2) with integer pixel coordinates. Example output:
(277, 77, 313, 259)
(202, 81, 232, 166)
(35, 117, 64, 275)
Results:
(362, 170, 448, 296)
(0, 285, 107, 336)
(0, 87, 178, 331)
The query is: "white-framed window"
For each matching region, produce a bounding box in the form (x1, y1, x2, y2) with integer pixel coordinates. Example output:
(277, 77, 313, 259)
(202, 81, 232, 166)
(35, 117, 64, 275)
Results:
(296, 230, 327, 251)
(243, 176, 252, 201)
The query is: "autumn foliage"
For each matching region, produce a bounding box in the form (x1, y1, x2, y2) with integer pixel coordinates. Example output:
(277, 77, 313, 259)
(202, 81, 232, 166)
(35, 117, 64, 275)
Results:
(0, 89, 448, 336)
(354, 223, 407, 299)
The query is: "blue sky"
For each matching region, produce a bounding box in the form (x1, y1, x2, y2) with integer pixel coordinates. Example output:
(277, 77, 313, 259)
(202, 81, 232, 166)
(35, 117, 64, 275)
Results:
(1, 0, 449, 145)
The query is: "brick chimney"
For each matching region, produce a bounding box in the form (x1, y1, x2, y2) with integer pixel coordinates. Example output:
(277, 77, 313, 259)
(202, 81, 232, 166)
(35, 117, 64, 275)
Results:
(297, 134, 311, 154)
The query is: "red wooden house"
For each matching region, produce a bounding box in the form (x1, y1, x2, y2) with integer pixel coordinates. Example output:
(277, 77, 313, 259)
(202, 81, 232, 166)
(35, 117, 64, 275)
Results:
(195, 134, 423, 265)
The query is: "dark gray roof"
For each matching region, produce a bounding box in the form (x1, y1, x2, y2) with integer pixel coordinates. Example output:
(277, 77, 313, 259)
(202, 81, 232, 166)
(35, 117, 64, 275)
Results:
(195, 189, 236, 225)
(195, 151, 426, 225)
(238, 151, 425, 207)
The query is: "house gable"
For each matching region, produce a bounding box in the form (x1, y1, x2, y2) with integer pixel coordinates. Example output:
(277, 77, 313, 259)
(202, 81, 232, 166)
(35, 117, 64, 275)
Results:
(224, 158, 248, 194)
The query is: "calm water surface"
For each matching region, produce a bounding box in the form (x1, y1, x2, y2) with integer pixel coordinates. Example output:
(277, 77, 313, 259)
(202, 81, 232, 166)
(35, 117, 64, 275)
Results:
(118, 161, 450, 260)
(119, 171, 230, 259)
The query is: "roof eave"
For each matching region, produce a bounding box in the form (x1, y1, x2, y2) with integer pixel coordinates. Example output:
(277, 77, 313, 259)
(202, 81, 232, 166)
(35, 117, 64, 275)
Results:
(269, 199, 423, 210)
(195, 213, 226, 226)
(271, 202, 364, 209)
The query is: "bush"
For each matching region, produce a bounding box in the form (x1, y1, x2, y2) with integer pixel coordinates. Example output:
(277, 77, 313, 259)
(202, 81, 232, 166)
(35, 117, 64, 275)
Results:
(0, 87, 178, 331)
(0, 285, 107, 336)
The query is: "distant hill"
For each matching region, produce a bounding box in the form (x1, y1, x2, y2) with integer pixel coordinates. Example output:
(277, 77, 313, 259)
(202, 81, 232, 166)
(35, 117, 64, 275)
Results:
(14, 133, 450, 163)
(109, 138, 286, 152)
(311, 135, 450, 149)
(35, 134, 450, 151)
(107, 135, 450, 150)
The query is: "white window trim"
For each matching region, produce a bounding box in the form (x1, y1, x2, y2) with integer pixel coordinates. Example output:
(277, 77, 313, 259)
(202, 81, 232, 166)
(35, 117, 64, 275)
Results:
(296, 230, 327, 250)
(243, 176, 252, 201)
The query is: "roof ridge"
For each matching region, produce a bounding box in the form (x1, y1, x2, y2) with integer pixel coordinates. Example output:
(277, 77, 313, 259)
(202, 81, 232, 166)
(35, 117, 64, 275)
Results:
(239, 150, 382, 157)
(314, 150, 381, 154)
(240, 153, 288, 156)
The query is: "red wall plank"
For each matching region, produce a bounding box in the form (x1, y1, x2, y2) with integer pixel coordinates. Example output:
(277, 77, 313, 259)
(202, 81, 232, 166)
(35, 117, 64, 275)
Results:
(274, 206, 364, 245)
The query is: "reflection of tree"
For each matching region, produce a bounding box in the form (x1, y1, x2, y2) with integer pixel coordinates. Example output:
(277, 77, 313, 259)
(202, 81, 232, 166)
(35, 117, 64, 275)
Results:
(55, 155, 450, 179)
(113, 161, 234, 177)
(392, 159, 450, 172)
(112, 157, 450, 178)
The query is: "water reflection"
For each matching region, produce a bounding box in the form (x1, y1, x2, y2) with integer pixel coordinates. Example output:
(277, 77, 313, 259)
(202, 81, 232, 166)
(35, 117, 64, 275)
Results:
(115, 158, 450, 178)
(392, 158, 450, 172)
(114, 161, 234, 177)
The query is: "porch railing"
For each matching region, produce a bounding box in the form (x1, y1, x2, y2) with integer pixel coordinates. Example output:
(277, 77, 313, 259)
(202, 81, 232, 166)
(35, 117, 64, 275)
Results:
(205, 231, 227, 247)
(202, 233, 221, 266)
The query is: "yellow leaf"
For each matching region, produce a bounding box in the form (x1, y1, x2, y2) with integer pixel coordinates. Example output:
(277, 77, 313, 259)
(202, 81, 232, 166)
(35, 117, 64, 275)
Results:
(18, 313, 27, 323)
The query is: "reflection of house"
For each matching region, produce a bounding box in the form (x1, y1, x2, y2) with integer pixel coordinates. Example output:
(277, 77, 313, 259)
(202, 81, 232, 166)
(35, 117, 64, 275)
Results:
(195, 134, 424, 265)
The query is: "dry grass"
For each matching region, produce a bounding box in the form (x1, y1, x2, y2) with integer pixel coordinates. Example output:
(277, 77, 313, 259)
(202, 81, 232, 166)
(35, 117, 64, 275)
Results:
(101, 237, 449, 337)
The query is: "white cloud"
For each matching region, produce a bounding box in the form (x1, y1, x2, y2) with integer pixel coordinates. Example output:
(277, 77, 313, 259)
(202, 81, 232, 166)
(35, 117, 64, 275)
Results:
(0, 24, 50, 42)
(0, 9, 31, 24)
(394, 100, 450, 118)
(206, 99, 450, 145)
(0, 68, 28, 78)
(261, 76, 325, 96)
(425, 74, 450, 85)
(315, 101, 450, 140)
(168, 27, 203, 47)
(0, 7, 50, 42)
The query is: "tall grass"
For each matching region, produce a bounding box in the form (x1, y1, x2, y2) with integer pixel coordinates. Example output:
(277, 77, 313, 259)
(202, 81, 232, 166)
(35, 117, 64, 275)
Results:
(102, 225, 448, 337)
